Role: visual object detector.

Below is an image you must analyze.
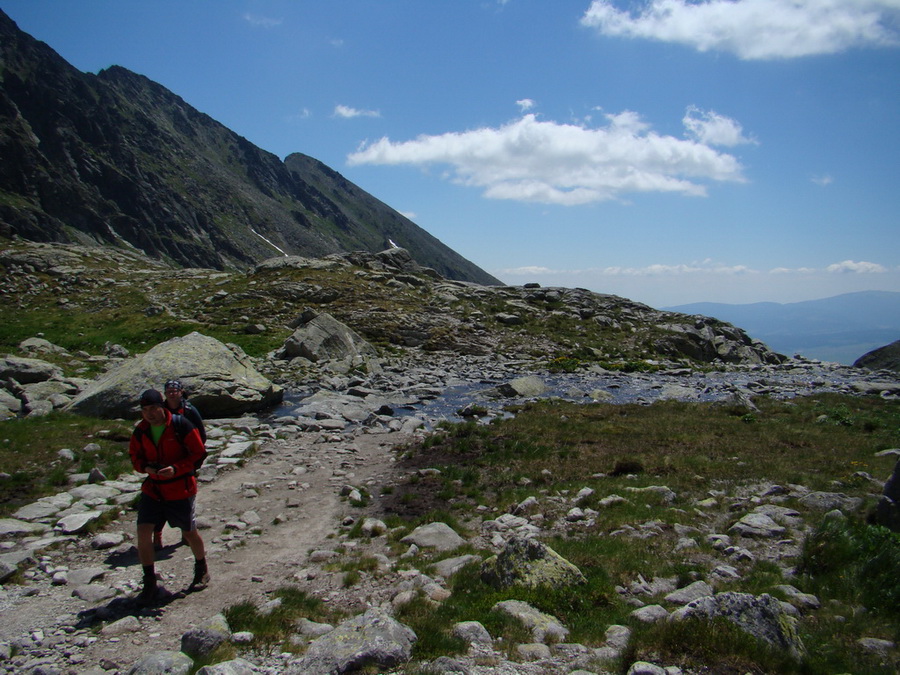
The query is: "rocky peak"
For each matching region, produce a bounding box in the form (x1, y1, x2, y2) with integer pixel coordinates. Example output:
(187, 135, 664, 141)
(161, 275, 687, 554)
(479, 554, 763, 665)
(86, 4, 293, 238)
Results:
(0, 9, 499, 285)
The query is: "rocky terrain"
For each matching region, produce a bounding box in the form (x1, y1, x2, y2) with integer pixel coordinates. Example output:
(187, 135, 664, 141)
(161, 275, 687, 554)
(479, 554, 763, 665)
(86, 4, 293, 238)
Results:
(1, 340, 899, 673)
(0, 237, 899, 673)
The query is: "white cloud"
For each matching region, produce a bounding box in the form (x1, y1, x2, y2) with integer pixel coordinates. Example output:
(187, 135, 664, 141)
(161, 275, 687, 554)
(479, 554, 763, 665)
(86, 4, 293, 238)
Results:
(811, 174, 834, 186)
(683, 106, 756, 147)
(598, 261, 755, 276)
(516, 98, 536, 112)
(243, 13, 283, 28)
(347, 111, 746, 206)
(286, 108, 311, 123)
(770, 266, 817, 274)
(500, 265, 558, 276)
(826, 260, 887, 273)
(334, 104, 381, 119)
(581, 0, 900, 60)
(495, 259, 899, 305)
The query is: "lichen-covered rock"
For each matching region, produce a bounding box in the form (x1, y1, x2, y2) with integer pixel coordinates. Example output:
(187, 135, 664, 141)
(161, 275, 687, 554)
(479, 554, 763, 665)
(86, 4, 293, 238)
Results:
(181, 613, 231, 659)
(669, 591, 806, 660)
(65, 332, 282, 418)
(126, 650, 193, 675)
(492, 599, 569, 644)
(481, 536, 587, 589)
(285, 607, 416, 674)
(278, 311, 377, 363)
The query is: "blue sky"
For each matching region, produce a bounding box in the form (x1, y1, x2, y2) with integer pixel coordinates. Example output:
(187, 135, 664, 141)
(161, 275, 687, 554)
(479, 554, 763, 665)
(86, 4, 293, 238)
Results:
(4, 1, 900, 308)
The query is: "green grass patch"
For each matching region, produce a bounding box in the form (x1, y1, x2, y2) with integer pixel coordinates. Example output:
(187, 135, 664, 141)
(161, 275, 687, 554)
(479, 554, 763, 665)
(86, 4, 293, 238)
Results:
(625, 617, 807, 674)
(798, 516, 900, 620)
(0, 413, 134, 515)
(223, 586, 343, 655)
(382, 393, 900, 671)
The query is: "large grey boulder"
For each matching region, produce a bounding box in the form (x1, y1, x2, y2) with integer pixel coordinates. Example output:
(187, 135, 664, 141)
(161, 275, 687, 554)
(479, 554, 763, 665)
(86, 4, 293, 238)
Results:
(65, 332, 282, 418)
(278, 311, 378, 363)
(669, 591, 806, 660)
(286, 607, 416, 674)
(481, 536, 587, 589)
(0, 355, 63, 384)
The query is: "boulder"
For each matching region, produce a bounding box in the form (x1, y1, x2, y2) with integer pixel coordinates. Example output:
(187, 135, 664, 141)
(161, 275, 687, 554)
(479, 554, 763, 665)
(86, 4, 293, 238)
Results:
(194, 659, 257, 675)
(0, 559, 17, 584)
(729, 513, 786, 539)
(669, 591, 806, 660)
(481, 536, 587, 589)
(126, 650, 193, 675)
(401, 522, 465, 552)
(874, 458, 900, 532)
(492, 599, 569, 643)
(0, 355, 63, 384)
(19, 337, 69, 356)
(65, 332, 282, 418)
(181, 613, 231, 659)
(286, 607, 416, 674)
(497, 375, 547, 398)
(278, 311, 378, 363)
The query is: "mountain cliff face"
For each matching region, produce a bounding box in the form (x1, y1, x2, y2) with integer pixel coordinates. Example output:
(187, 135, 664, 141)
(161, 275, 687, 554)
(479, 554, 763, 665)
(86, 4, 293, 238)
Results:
(0, 10, 499, 285)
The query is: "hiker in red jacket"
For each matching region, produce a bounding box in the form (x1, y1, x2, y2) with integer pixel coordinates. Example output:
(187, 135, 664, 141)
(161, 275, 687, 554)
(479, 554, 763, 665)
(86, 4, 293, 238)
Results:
(129, 388, 210, 605)
(153, 379, 207, 550)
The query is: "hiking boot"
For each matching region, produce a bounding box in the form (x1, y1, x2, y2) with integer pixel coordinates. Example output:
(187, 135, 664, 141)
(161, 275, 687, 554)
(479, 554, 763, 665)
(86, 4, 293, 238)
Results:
(153, 530, 163, 550)
(188, 560, 210, 592)
(137, 579, 158, 607)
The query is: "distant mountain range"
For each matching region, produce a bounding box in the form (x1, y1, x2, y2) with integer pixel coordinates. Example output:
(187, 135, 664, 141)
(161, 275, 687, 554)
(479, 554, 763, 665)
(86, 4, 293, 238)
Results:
(665, 291, 900, 365)
(0, 10, 499, 285)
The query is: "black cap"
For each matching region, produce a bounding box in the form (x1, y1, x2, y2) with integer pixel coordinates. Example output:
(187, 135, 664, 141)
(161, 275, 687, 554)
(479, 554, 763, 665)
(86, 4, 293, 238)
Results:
(139, 389, 164, 407)
(164, 379, 183, 391)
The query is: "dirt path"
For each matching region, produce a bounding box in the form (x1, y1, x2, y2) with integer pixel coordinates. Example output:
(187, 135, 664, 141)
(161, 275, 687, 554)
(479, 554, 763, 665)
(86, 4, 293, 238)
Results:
(0, 426, 410, 671)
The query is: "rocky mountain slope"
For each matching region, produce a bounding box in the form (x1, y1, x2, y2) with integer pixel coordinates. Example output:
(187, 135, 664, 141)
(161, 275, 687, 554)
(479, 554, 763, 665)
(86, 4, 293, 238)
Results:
(855, 339, 900, 373)
(0, 239, 785, 377)
(0, 10, 498, 285)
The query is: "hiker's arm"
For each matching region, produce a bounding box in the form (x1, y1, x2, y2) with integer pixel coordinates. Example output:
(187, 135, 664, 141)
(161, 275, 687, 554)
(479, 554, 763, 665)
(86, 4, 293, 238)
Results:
(129, 432, 148, 473)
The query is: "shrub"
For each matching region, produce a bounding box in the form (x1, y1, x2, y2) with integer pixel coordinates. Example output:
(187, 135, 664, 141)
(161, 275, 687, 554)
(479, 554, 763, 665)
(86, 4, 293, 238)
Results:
(797, 516, 900, 619)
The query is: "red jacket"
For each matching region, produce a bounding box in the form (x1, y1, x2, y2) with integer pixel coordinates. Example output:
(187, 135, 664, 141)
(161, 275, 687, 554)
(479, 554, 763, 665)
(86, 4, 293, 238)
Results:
(129, 409, 205, 501)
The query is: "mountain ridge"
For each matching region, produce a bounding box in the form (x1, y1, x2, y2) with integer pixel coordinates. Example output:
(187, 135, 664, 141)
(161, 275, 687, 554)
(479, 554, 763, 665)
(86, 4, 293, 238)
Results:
(0, 9, 500, 285)
(665, 290, 900, 364)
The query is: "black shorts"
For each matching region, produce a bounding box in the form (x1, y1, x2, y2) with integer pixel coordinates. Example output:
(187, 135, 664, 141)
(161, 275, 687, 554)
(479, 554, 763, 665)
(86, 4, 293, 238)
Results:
(136, 494, 197, 532)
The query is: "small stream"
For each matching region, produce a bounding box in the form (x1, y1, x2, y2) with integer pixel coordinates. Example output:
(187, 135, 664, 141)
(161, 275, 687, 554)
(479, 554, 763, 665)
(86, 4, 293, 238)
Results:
(266, 363, 871, 429)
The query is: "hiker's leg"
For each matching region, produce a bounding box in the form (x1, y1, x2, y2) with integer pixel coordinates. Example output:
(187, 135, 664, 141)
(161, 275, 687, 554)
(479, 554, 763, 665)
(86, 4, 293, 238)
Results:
(135, 495, 162, 567)
(137, 523, 157, 566)
(182, 528, 206, 560)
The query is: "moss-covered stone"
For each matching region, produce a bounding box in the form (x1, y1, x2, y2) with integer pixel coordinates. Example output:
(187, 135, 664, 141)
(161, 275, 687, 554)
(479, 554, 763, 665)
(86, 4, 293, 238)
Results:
(480, 536, 587, 590)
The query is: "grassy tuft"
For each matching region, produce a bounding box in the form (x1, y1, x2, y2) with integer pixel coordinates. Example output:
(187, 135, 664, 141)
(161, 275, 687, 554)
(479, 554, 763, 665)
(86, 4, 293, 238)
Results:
(222, 586, 342, 654)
